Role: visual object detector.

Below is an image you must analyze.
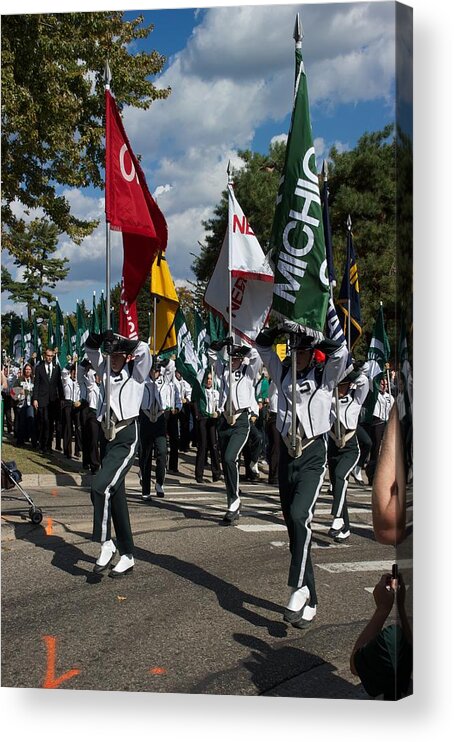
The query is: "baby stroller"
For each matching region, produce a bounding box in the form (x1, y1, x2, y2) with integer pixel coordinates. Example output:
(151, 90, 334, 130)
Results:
(1, 460, 43, 524)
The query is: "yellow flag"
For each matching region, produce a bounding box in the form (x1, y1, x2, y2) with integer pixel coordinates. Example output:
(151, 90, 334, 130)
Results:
(150, 253, 179, 355)
(275, 343, 288, 361)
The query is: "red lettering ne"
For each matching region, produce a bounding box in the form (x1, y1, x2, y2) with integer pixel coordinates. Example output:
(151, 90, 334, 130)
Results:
(233, 214, 255, 236)
(233, 214, 246, 233)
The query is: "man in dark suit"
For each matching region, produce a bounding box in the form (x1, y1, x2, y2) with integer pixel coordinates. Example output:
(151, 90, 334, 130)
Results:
(32, 348, 64, 453)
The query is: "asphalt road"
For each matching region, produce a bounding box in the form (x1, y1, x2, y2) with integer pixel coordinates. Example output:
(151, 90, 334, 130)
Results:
(1, 459, 413, 698)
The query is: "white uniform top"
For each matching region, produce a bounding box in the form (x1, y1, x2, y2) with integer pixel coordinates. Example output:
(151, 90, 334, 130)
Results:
(175, 376, 192, 403)
(208, 347, 261, 415)
(141, 376, 167, 418)
(86, 341, 151, 423)
(257, 342, 349, 440)
(61, 368, 81, 403)
(204, 386, 220, 415)
(80, 368, 100, 410)
(330, 373, 369, 432)
(268, 380, 278, 414)
(373, 391, 394, 422)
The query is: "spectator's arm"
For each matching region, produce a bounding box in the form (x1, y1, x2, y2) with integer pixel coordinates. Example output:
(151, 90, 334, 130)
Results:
(372, 404, 407, 545)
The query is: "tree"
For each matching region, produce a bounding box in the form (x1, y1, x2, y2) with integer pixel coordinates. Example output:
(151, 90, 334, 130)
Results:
(327, 125, 397, 356)
(2, 218, 69, 321)
(1, 12, 170, 246)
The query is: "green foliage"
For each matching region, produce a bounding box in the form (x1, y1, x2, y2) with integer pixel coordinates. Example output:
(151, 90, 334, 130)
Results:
(195, 126, 406, 358)
(327, 125, 397, 356)
(2, 218, 69, 321)
(1, 11, 170, 243)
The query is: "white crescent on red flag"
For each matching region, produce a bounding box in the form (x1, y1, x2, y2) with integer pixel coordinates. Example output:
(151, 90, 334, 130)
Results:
(105, 89, 168, 338)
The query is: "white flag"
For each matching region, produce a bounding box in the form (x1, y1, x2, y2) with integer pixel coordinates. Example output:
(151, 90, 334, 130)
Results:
(204, 184, 274, 345)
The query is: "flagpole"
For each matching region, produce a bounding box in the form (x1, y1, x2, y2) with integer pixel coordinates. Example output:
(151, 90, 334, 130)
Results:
(290, 14, 303, 455)
(227, 161, 233, 420)
(324, 161, 342, 443)
(347, 214, 352, 352)
(104, 61, 112, 433)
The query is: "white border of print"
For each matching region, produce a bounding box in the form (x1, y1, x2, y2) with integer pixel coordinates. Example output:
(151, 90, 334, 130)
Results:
(0, 2, 451, 742)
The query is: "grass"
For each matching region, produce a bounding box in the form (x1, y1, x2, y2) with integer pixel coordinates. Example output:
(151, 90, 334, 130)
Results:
(1, 433, 82, 475)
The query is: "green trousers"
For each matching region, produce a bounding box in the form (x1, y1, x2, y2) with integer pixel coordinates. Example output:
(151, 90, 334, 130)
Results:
(278, 435, 327, 604)
(139, 410, 167, 495)
(217, 411, 250, 507)
(91, 419, 138, 556)
(328, 434, 360, 531)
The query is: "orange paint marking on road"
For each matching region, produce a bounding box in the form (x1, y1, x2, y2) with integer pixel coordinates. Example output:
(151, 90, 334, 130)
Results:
(42, 635, 80, 689)
(51, 488, 58, 497)
(45, 518, 53, 536)
(149, 667, 167, 675)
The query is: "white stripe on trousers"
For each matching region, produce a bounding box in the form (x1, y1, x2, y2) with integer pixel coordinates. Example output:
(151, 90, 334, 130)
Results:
(232, 418, 250, 500)
(334, 441, 361, 519)
(297, 437, 327, 588)
(101, 420, 138, 543)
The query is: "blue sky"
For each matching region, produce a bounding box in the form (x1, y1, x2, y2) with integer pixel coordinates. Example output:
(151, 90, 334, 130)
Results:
(2, 1, 408, 317)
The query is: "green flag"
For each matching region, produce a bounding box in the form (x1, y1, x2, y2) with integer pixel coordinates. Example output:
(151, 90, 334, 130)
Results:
(364, 304, 391, 421)
(9, 315, 23, 362)
(55, 299, 65, 354)
(76, 301, 88, 357)
(90, 292, 100, 334)
(65, 315, 77, 359)
(32, 313, 42, 362)
(100, 291, 108, 333)
(206, 310, 227, 345)
(268, 43, 329, 333)
(175, 308, 207, 416)
(193, 309, 208, 371)
(47, 316, 55, 350)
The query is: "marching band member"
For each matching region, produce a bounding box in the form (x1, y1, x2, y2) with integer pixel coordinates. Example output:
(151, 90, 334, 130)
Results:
(139, 358, 174, 500)
(327, 364, 369, 542)
(193, 369, 222, 484)
(85, 330, 151, 577)
(256, 322, 348, 628)
(208, 339, 262, 524)
(61, 362, 82, 460)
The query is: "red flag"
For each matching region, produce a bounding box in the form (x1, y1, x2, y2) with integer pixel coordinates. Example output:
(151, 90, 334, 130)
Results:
(105, 89, 167, 338)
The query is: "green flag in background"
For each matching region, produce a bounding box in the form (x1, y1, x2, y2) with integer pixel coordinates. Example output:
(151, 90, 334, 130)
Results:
(100, 291, 108, 333)
(268, 41, 329, 334)
(65, 315, 77, 359)
(175, 307, 207, 416)
(55, 299, 65, 354)
(90, 292, 100, 334)
(193, 309, 208, 371)
(364, 304, 391, 421)
(76, 301, 88, 357)
(206, 310, 227, 345)
(32, 313, 42, 362)
(9, 316, 23, 362)
(47, 316, 55, 350)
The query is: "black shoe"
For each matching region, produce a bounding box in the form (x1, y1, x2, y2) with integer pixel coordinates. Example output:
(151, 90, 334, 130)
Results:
(168, 469, 179, 475)
(283, 605, 316, 628)
(221, 506, 240, 525)
(90, 466, 99, 474)
(196, 477, 204, 484)
(283, 605, 306, 625)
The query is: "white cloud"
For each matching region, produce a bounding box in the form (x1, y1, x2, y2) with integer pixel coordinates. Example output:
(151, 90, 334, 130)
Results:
(3, 2, 397, 316)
